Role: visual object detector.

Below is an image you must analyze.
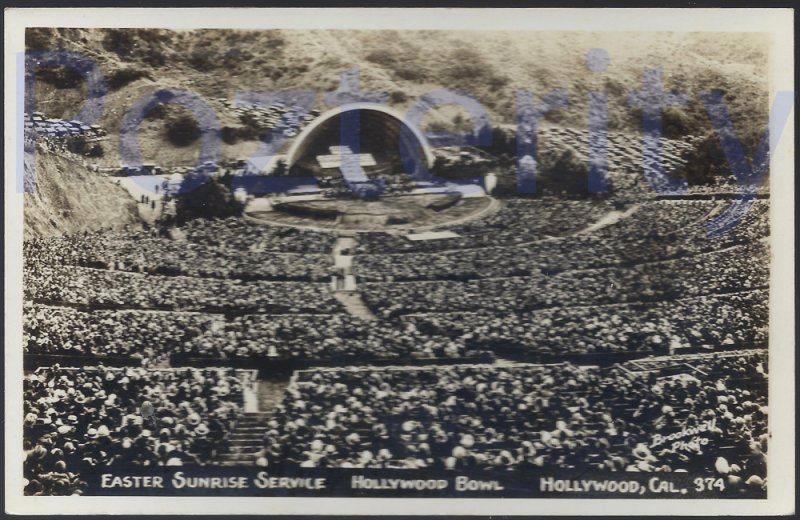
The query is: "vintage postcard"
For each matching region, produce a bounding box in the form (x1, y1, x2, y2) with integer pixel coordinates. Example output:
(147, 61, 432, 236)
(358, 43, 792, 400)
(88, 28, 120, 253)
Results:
(4, 7, 794, 516)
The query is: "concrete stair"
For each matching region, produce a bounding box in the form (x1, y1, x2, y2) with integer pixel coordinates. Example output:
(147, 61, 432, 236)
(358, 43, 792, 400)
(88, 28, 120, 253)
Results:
(257, 378, 290, 411)
(215, 412, 273, 467)
(331, 234, 378, 320)
(334, 292, 377, 321)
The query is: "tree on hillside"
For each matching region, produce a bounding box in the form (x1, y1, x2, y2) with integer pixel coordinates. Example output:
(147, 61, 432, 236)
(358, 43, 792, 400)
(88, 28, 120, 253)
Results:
(484, 127, 516, 159)
(107, 68, 151, 91)
(537, 145, 590, 195)
(189, 46, 218, 72)
(33, 66, 84, 89)
(682, 127, 767, 186)
(101, 29, 168, 67)
(25, 28, 54, 50)
(174, 175, 244, 225)
(66, 135, 104, 158)
(271, 159, 288, 177)
(167, 115, 201, 147)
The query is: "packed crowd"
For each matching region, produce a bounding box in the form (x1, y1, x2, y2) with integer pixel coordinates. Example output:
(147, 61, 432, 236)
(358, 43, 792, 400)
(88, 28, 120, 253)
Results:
(354, 200, 769, 281)
(24, 266, 341, 314)
(24, 111, 106, 139)
(354, 198, 614, 254)
(23, 305, 485, 362)
(22, 196, 769, 364)
(221, 99, 319, 138)
(23, 304, 217, 363)
(177, 313, 480, 360)
(181, 217, 336, 253)
(400, 290, 768, 356)
(256, 352, 767, 494)
(24, 231, 332, 282)
(362, 241, 769, 317)
(23, 366, 246, 495)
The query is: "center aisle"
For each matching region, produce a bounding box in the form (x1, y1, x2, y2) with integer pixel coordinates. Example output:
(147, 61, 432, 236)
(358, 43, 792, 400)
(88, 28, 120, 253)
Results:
(331, 234, 378, 320)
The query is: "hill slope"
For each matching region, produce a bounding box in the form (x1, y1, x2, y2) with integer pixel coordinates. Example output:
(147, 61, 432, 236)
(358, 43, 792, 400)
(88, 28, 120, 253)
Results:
(27, 28, 770, 167)
(22, 28, 771, 235)
(24, 142, 141, 237)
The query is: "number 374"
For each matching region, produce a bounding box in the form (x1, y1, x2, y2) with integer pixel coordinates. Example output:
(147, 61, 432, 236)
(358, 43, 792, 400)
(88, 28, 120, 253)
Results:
(694, 477, 725, 492)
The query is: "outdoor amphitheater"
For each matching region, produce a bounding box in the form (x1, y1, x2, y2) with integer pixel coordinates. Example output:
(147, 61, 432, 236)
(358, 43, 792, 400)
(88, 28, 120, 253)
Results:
(23, 103, 770, 497)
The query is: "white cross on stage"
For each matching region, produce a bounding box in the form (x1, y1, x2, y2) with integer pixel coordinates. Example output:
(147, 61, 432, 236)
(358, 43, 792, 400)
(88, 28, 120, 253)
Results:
(316, 146, 377, 169)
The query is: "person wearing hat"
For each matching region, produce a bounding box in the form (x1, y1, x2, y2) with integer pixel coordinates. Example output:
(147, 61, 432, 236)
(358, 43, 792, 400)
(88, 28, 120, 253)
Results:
(24, 412, 38, 430)
(190, 424, 214, 460)
(26, 444, 47, 463)
(165, 456, 183, 467)
(24, 478, 44, 496)
(62, 441, 82, 469)
(206, 417, 227, 445)
(632, 443, 657, 463)
(125, 434, 156, 466)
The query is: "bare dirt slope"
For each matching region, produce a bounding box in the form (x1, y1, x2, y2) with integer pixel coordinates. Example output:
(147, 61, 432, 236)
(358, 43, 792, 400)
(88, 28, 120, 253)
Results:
(24, 143, 141, 237)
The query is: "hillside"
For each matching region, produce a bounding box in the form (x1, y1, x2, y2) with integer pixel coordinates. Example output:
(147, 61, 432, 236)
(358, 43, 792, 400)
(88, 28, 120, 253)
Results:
(22, 28, 771, 235)
(27, 28, 770, 169)
(24, 142, 141, 237)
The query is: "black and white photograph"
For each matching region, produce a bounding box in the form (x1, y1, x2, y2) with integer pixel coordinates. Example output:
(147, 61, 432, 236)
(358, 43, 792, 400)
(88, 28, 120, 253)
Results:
(4, 7, 794, 516)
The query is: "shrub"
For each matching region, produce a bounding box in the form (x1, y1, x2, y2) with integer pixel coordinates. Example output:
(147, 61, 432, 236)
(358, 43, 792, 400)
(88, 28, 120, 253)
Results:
(222, 48, 254, 68)
(537, 145, 590, 195)
(166, 114, 201, 147)
(107, 68, 151, 91)
(365, 49, 396, 67)
(444, 48, 490, 84)
(101, 29, 168, 67)
(683, 127, 768, 186)
(146, 103, 168, 120)
(488, 74, 510, 90)
(389, 91, 407, 104)
(25, 28, 53, 51)
(175, 175, 244, 224)
(221, 127, 239, 145)
(102, 30, 136, 59)
(394, 66, 426, 82)
(66, 135, 104, 157)
(33, 66, 83, 89)
(189, 47, 218, 72)
(662, 106, 693, 140)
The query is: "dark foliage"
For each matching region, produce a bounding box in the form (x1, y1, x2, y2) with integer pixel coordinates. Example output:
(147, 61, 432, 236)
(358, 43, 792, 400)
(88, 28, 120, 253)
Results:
(174, 175, 244, 224)
(166, 115, 201, 147)
(107, 68, 151, 91)
(33, 66, 84, 89)
(66, 135, 104, 158)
